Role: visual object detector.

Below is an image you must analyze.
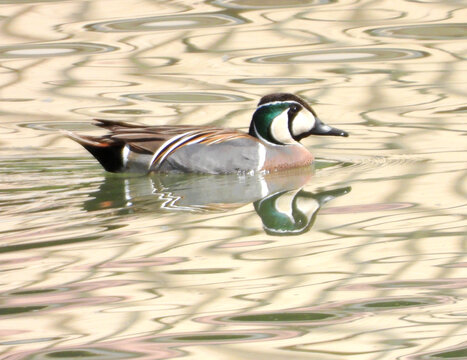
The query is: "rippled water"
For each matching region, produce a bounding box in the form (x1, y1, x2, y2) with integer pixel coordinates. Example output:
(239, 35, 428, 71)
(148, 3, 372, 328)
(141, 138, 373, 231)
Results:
(0, 0, 466, 359)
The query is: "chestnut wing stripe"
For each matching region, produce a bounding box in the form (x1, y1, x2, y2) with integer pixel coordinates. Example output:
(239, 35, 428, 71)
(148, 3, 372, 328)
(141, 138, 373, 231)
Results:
(200, 132, 248, 144)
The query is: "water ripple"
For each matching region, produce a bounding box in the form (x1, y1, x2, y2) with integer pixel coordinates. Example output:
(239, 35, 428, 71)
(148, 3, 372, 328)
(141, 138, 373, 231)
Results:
(86, 12, 247, 32)
(366, 23, 467, 40)
(247, 47, 429, 64)
(196, 309, 357, 326)
(125, 91, 251, 103)
(336, 278, 467, 291)
(0, 42, 118, 59)
(185, 29, 323, 52)
(213, 0, 335, 9)
(231, 77, 320, 85)
(403, 342, 467, 360)
(148, 329, 298, 344)
(1, 1, 465, 359)
(300, 9, 405, 22)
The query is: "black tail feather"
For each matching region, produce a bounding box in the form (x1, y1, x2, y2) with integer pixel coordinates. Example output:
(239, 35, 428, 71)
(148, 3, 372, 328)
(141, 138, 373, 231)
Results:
(65, 132, 124, 172)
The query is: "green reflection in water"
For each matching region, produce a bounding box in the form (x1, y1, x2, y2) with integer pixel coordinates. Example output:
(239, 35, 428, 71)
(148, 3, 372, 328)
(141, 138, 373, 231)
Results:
(125, 91, 251, 103)
(229, 312, 335, 322)
(0, 306, 47, 315)
(12, 288, 58, 295)
(361, 300, 426, 308)
(47, 351, 98, 358)
(166, 268, 233, 274)
(32, 348, 137, 359)
(150, 332, 269, 343)
(430, 348, 467, 358)
(176, 334, 250, 341)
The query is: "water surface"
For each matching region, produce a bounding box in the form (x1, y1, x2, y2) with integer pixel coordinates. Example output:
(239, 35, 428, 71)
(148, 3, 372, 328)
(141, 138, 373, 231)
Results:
(0, 1, 466, 359)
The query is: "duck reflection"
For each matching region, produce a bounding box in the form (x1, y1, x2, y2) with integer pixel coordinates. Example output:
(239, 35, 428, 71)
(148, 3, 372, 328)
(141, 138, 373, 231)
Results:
(255, 187, 350, 236)
(84, 167, 350, 235)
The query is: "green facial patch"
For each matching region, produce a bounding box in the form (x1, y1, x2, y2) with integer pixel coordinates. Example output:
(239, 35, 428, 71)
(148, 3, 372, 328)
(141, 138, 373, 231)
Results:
(251, 102, 290, 144)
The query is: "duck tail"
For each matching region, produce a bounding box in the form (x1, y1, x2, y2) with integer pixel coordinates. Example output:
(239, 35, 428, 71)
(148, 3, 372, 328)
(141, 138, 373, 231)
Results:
(63, 130, 124, 173)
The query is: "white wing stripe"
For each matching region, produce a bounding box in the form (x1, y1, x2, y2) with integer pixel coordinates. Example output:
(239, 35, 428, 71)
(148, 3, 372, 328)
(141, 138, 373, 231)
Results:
(148, 131, 196, 170)
(149, 131, 208, 170)
(153, 133, 204, 169)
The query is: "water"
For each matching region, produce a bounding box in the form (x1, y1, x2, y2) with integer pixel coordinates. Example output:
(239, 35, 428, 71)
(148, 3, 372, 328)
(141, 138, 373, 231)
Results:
(0, 0, 466, 359)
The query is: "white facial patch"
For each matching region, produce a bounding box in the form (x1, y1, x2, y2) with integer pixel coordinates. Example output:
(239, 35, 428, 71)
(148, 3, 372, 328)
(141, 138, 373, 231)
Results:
(270, 109, 296, 144)
(291, 109, 316, 137)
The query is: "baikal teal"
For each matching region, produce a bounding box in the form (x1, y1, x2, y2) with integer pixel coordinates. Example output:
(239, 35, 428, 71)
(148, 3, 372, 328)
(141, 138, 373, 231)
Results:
(67, 93, 349, 174)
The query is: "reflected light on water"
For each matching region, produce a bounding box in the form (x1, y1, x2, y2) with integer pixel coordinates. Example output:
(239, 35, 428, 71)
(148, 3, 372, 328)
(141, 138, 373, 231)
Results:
(0, 0, 466, 359)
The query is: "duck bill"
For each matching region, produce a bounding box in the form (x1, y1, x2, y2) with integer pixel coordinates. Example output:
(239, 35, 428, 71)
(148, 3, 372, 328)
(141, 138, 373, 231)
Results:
(311, 118, 349, 137)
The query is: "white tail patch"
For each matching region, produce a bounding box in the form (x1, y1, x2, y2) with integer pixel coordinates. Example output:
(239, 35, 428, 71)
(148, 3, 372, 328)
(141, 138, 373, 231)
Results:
(122, 145, 130, 168)
(291, 110, 315, 137)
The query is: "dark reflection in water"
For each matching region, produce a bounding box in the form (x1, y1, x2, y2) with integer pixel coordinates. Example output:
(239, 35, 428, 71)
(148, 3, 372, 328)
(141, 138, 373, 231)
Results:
(84, 166, 350, 236)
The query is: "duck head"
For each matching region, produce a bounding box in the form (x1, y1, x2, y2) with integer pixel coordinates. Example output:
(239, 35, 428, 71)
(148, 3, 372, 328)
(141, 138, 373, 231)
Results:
(249, 93, 348, 145)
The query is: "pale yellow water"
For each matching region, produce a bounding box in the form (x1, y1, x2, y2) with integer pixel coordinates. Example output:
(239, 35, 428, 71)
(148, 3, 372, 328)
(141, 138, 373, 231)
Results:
(0, 1, 466, 359)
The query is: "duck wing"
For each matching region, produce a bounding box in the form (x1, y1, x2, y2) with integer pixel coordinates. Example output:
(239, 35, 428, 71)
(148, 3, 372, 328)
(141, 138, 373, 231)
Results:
(66, 119, 251, 173)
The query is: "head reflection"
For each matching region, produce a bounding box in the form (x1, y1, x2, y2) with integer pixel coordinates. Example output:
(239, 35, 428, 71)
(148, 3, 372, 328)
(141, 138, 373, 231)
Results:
(254, 187, 351, 236)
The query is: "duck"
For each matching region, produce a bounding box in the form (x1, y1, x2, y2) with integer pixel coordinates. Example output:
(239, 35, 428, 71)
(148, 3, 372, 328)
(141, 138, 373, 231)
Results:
(66, 93, 348, 174)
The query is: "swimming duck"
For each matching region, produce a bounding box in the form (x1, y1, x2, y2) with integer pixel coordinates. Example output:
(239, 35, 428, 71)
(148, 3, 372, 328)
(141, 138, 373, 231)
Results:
(67, 93, 348, 174)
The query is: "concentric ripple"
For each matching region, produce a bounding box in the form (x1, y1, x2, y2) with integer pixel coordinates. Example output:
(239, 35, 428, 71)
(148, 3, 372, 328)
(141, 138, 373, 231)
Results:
(248, 48, 429, 64)
(125, 91, 251, 103)
(0, 0, 60, 3)
(366, 23, 467, 40)
(86, 12, 246, 32)
(196, 309, 356, 326)
(0, 42, 117, 58)
(184, 29, 323, 52)
(212, 0, 335, 9)
(148, 329, 299, 344)
(300, 8, 404, 22)
(231, 77, 320, 85)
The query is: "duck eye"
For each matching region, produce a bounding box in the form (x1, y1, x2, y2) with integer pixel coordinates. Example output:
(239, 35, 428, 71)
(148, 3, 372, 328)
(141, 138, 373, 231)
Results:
(289, 104, 301, 115)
